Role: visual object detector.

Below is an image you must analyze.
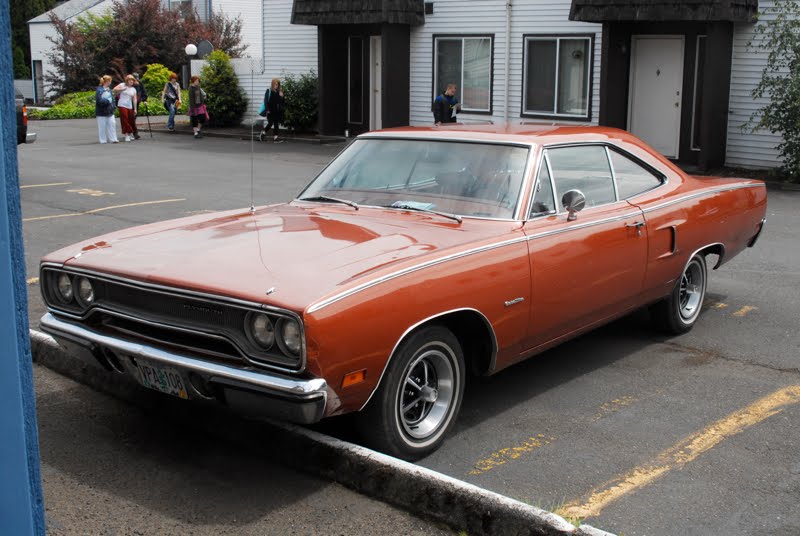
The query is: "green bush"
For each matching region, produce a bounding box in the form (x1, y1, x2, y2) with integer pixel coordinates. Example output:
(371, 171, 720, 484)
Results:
(281, 70, 318, 132)
(141, 63, 172, 101)
(29, 89, 189, 120)
(201, 50, 247, 127)
(748, 0, 800, 182)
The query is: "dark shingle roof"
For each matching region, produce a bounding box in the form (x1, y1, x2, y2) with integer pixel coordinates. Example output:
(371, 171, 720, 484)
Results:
(29, 0, 109, 24)
(569, 0, 758, 22)
(292, 0, 424, 26)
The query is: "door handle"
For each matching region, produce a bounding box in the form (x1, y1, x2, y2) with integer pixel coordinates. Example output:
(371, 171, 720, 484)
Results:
(626, 221, 646, 236)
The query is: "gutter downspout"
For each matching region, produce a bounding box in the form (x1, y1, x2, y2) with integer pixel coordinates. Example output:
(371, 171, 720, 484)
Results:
(503, 0, 512, 125)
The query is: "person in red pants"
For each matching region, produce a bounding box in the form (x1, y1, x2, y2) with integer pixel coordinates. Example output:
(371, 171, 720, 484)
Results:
(113, 75, 138, 142)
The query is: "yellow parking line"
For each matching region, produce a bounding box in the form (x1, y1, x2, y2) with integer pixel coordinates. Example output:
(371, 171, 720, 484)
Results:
(733, 305, 758, 317)
(20, 182, 72, 189)
(23, 199, 186, 222)
(558, 385, 800, 519)
(27, 277, 39, 285)
(468, 434, 554, 475)
(592, 396, 637, 421)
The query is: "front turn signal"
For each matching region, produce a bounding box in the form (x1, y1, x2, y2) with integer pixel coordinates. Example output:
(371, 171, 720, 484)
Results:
(341, 369, 367, 388)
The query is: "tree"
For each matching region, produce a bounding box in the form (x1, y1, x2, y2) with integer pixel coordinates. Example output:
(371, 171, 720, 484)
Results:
(45, 0, 246, 96)
(748, 0, 800, 182)
(201, 50, 247, 127)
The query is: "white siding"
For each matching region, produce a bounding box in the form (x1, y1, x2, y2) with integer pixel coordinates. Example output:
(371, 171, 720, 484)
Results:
(28, 22, 59, 101)
(726, 1, 784, 169)
(28, 0, 114, 101)
(213, 0, 263, 59)
(409, 0, 601, 126)
(235, 0, 318, 120)
(14, 80, 35, 100)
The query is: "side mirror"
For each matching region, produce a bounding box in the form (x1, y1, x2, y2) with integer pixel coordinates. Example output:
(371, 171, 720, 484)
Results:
(561, 189, 586, 221)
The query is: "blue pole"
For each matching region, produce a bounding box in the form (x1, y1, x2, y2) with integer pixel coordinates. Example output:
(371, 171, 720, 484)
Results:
(0, 0, 46, 532)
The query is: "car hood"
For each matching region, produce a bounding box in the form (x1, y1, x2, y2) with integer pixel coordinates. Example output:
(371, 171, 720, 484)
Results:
(48, 203, 515, 312)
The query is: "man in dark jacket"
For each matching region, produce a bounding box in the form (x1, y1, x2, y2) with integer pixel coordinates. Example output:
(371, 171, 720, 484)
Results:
(132, 72, 148, 140)
(432, 84, 460, 125)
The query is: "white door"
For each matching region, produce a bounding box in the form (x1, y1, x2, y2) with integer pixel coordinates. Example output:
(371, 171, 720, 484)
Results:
(628, 36, 684, 158)
(370, 36, 382, 131)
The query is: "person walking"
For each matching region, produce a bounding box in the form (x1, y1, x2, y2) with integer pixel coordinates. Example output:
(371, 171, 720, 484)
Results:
(113, 75, 138, 142)
(259, 78, 285, 143)
(131, 72, 148, 140)
(188, 75, 207, 139)
(95, 75, 118, 144)
(432, 83, 461, 125)
(161, 72, 182, 131)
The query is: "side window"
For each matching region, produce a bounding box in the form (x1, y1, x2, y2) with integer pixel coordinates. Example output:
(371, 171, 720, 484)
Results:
(546, 146, 615, 208)
(608, 149, 663, 199)
(530, 157, 555, 216)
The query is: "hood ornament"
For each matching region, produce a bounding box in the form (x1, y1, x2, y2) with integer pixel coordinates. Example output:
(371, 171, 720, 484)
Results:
(265, 287, 276, 296)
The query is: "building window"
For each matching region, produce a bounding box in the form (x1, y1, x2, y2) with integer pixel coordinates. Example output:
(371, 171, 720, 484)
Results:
(523, 36, 592, 119)
(434, 36, 493, 113)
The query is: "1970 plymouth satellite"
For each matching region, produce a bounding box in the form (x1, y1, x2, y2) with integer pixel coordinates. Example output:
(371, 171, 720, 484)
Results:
(40, 125, 767, 459)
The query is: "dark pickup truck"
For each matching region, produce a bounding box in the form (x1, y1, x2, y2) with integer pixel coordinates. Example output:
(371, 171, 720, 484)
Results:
(16, 87, 36, 145)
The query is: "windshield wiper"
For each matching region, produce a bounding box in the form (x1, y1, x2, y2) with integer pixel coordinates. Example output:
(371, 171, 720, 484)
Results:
(385, 203, 462, 223)
(298, 195, 359, 210)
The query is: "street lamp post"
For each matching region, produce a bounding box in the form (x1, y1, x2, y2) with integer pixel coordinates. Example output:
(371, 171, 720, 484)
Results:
(183, 43, 197, 89)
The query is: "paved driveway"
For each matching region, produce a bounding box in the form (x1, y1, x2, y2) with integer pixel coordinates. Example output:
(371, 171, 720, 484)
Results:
(19, 118, 800, 535)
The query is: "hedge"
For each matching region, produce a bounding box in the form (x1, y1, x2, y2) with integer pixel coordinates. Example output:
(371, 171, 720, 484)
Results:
(29, 89, 190, 120)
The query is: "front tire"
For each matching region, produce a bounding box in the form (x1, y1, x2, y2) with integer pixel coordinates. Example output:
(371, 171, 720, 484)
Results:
(358, 325, 465, 461)
(651, 253, 708, 334)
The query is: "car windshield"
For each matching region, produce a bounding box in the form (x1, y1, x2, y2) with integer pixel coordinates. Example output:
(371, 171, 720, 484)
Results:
(299, 139, 531, 219)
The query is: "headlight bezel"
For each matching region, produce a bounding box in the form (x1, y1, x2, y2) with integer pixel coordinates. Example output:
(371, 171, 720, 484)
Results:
(56, 273, 74, 303)
(245, 312, 276, 351)
(276, 317, 303, 357)
(76, 277, 95, 307)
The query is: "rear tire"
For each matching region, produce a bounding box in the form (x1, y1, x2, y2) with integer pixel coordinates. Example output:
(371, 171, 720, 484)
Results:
(651, 253, 708, 334)
(358, 325, 465, 461)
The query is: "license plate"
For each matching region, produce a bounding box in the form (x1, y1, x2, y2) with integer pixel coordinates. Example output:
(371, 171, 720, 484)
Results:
(136, 360, 189, 399)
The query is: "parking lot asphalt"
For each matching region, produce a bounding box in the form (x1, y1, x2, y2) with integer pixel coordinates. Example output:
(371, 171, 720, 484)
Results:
(19, 118, 800, 535)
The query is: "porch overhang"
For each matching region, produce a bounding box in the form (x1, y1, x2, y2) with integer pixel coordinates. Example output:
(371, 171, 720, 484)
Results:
(569, 0, 758, 22)
(291, 0, 425, 26)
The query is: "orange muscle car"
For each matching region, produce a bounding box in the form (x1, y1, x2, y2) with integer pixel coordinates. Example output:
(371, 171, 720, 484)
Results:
(39, 125, 767, 459)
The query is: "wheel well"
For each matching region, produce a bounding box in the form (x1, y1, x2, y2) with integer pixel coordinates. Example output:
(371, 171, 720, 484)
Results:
(432, 310, 496, 377)
(699, 243, 725, 269)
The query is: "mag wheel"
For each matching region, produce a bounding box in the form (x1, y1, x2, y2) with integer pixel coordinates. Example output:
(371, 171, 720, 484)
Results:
(651, 253, 708, 334)
(359, 325, 465, 461)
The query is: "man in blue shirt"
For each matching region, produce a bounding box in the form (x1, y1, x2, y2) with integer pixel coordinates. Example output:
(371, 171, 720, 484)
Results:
(432, 84, 461, 125)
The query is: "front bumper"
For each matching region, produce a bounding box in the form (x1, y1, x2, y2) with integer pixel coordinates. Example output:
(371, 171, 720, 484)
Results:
(26, 132, 37, 143)
(40, 312, 328, 423)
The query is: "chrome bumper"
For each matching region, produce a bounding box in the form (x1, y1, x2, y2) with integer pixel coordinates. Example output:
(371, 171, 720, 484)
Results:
(40, 312, 328, 423)
(26, 132, 37, 143)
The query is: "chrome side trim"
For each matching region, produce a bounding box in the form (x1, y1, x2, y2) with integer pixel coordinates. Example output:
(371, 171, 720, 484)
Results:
(357, 307, 498, 412)
(40, 313, 327, 400)
(307, 236, 529, 313)
(640, 183, 763, 214)
(310, 184, 763, 314)
(526, 210, 641, 241)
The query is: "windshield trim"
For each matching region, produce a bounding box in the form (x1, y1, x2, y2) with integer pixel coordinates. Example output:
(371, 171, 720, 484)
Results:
(296, 136, 538, 222)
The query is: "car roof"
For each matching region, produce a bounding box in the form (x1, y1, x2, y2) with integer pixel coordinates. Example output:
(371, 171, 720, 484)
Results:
(361, 123, 643, 147)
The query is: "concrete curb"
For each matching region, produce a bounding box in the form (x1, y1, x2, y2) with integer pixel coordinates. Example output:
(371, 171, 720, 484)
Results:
(29, 329, 615, 536)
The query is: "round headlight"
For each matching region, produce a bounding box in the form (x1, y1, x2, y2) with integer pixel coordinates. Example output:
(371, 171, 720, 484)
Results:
(249, 313, 275, 349)
(77, 277, 95, 305)
(57, 273, 73, 302)
(279, 318, 302, 355)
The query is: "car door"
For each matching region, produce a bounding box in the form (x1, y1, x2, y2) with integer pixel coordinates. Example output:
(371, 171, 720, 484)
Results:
(521, 144, 649, 353)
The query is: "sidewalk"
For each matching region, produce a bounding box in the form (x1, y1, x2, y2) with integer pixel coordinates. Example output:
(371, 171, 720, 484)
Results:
(147, 116, 347, 145)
